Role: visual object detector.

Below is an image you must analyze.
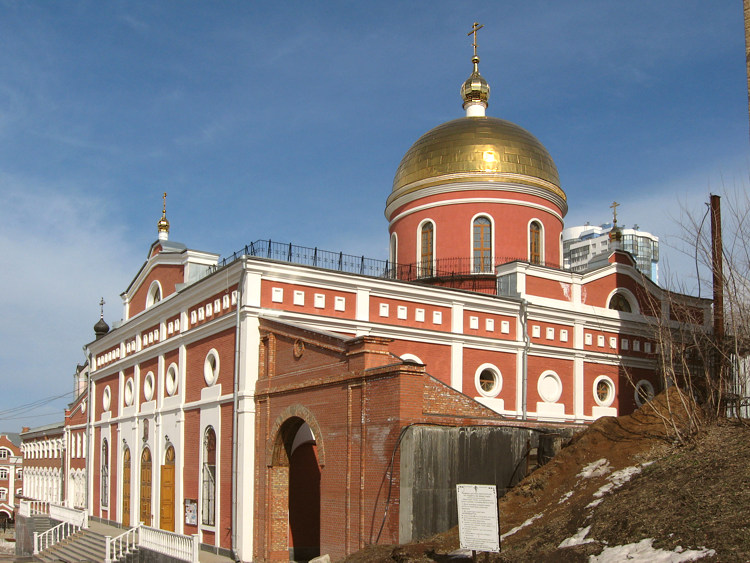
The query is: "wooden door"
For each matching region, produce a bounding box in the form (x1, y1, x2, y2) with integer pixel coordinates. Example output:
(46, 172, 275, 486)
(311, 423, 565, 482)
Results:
(160, 446, 175, 532)
(122, 448, 131, 527)
(140, 448, 152, 526)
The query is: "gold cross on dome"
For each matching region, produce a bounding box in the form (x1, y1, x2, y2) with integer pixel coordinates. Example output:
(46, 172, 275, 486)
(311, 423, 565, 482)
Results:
(162, 191, 167, 216)
(468, 22, 484, 57)
(99, 297, 105, 318)
(610, 201, 620, 223)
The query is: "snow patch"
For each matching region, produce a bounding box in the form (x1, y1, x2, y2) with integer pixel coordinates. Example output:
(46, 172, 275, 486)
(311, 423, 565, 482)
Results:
(578, 458, 610, 479)
(558, 526, 595, 548)
(586, 498, 604, 509)
(500, 513, 543, 540)
(558, 490, 573, 504)
(593, 465, 642, 498)
(589, 538, 715, 562)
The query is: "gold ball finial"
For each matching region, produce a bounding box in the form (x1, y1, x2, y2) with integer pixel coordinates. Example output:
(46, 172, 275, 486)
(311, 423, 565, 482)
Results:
(157, 191, 170, 239)
(461, 23, 490, 113)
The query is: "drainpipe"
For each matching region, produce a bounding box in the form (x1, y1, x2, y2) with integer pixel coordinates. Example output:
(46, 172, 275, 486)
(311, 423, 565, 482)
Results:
(231, 263, 246, 558)
(520, 299, 530, 420)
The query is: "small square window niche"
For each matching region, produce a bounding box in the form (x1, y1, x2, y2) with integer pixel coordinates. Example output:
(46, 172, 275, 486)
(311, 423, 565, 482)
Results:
(560, 329, 568, 342)
(532, 325, 541, 338)
(379, 303, 389, 317)
(415, 309, 425, 322)
(397, 306, 408, 320)
(485, 318, 494, 331)
(469, 316, 479, 330)
(501, 321, 510, 334)
(293, 290, 305, 306)
(334, 296, 346, 311)
(433, 311, 442, 325)
(271, 287, 284, 303)
(546, 327, 555, 340)
(314, 294, 325, 309)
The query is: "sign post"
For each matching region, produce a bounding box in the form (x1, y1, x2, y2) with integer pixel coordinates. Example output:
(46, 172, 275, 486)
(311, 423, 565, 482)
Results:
(456, 484, 500, 559)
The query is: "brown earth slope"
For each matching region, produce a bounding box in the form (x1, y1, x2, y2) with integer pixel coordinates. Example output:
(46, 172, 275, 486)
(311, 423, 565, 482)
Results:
(343, 389, 750, 562)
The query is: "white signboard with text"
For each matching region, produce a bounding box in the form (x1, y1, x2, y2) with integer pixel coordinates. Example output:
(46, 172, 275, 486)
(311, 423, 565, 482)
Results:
(456, 484, 500, 553)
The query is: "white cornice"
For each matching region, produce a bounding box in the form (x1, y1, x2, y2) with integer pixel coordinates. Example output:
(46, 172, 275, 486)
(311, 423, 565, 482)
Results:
(385, 180, 568, 221)
(388, 196, 564, 226)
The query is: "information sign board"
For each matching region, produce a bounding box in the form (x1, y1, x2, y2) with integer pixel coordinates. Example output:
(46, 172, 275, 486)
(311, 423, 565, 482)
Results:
(456, 484, 499, 553)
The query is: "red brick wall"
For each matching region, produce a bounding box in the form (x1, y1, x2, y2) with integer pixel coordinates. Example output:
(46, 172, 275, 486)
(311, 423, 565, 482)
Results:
(184, 329, 236, 403)
(182, 408, 200, 537)
(526, 356, 574, 411)
(254, 321, 517, 562)
(130, 264, 184, 318)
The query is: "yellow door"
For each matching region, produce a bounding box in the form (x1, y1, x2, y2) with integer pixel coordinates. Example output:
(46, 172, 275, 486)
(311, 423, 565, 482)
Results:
(140, 448, 152, 526)
(160, 446, 175, 532)
(122, 448, 130, 527)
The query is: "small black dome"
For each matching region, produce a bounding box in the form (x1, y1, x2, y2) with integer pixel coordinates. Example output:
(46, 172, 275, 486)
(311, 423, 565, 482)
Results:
(94, 317, 110, 339)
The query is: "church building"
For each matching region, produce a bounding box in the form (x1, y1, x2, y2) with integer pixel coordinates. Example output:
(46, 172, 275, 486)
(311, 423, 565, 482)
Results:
(42, 31, 710, 562)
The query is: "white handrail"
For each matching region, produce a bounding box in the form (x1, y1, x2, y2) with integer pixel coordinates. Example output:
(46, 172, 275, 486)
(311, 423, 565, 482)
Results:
(33, 520, 80, 555)
(105, 525, 140, 563)
(49, 503, 88, 528)
(138, 525, 199, 562)
(29, 499, 50, 515)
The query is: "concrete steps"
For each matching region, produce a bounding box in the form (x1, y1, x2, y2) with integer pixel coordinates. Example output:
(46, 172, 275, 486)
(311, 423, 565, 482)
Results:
(34, 527, 138, 563)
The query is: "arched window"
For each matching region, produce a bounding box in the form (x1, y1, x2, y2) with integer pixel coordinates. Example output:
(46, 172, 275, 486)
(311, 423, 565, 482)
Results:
(529, 221, 542, 265)
(202, 427, 216, 526)
(419, 221, 434, 277)
(609, 293, 632, 313)
(146, 281, 162, 308)
(101, 439, 109, 508)
(472, 216, 492, 273)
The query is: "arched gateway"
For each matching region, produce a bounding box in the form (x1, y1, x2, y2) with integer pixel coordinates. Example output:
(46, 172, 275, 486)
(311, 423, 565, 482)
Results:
(267, 408, 324, 562)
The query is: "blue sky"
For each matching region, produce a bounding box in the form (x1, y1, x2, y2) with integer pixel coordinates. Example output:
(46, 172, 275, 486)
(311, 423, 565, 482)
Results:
(0, 1, 747, 427)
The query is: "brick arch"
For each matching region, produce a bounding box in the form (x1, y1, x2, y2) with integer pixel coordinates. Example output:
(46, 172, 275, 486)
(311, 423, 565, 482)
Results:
(267, 404, 325, 468)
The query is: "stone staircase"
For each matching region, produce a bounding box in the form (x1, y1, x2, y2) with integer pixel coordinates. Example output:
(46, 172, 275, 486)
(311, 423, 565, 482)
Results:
(34, 522, 138, 563)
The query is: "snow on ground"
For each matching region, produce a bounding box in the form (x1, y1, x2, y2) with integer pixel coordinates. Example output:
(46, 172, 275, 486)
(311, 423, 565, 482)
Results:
(558, 526, 595, 548)
(558, 490, 573, 504)
(500, 513, 543, 540)
(592, 465, 642, 498)
(585, 498, 604, 510)
(577, 458, 611, 479)
(558, 529, 715, 562)
(589, 538, 716, 562)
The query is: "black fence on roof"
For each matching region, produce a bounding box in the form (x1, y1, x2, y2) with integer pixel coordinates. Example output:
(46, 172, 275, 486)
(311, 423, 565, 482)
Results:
(210, 239, 561, 282)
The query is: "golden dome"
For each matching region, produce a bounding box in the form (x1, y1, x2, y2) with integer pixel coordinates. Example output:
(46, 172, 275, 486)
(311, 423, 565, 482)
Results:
(391, 116, 563, 198)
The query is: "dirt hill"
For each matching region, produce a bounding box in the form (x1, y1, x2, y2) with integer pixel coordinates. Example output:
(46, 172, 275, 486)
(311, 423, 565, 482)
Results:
(343, 389, 750, 562)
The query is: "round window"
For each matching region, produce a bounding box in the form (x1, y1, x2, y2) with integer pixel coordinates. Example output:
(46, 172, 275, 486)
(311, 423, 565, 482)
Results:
(143, 372, 155, 401)
(204, 350, 220, 386)
(165, 365, 178, 396)
(593, 376, 615, 407)
(124, 379, 135, 406)
(102, 386, 111, 412)
(538, 372, 562, 403)
(474, 364, 502, 398)
(634, 380, 655, 408)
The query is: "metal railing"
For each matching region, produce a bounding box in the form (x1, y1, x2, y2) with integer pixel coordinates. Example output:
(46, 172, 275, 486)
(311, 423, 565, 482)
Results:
(33, 520, 81, 555)
(105, 525, 139, 563)
(210, 239, 559, 284)
(139, 525, 199, 563)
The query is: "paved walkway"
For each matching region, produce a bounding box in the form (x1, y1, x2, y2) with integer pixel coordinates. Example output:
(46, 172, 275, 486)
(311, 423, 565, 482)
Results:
(87, 521, 235, 563)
